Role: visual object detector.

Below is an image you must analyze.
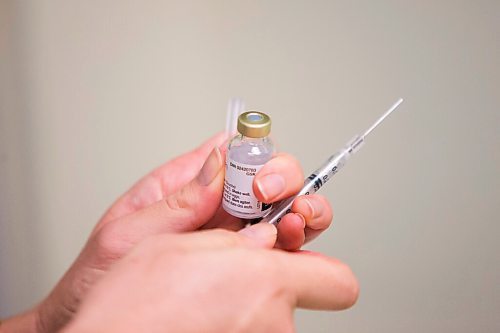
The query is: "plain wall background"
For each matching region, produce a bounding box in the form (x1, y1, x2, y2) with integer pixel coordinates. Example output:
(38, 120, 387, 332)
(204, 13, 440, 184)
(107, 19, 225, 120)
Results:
(1, 1, 499, 332)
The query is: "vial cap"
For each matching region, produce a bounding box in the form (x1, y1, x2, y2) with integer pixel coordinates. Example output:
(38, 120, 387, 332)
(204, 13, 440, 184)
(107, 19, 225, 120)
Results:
(237, 111, 271, 138)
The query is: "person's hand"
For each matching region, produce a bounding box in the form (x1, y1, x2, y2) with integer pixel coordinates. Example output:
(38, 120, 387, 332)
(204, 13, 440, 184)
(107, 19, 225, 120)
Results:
(98, 132, 333, 249)
(63, 225, 358, 333)
(9, 133, 334, 332)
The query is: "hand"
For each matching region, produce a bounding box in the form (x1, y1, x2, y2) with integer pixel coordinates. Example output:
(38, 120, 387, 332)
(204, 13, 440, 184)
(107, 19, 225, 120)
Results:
(63, 225, 358, 333)
(98, 132, 333, 249)
(6, 133, 334, 332)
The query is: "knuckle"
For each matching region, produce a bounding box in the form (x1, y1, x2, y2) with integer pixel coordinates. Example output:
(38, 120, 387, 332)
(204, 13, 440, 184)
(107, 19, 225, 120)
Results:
(93, 223, 129, 264)
(163, 184, 199, 216)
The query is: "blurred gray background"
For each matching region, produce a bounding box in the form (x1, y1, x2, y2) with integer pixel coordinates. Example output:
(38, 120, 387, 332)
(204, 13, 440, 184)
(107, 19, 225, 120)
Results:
(1, 1, 499, 332)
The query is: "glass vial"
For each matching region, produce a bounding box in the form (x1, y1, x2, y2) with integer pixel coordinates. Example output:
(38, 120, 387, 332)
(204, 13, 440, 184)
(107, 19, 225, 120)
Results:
(222, 111, 275, 219)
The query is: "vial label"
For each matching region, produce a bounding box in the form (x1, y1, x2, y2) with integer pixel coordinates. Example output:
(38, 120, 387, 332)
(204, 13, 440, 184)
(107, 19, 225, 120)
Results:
(222, 158, 272, 218)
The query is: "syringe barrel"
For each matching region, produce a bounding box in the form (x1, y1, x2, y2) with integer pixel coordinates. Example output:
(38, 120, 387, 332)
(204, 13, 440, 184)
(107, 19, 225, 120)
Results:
(302, 134, 365, 195)
(261, 150, 350, 225)
(303, 150, 349, 195)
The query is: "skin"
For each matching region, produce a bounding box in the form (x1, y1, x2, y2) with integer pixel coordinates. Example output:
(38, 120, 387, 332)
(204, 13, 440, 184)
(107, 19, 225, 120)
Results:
(63, 226, 358, 333)
(0, 133, 347, 333)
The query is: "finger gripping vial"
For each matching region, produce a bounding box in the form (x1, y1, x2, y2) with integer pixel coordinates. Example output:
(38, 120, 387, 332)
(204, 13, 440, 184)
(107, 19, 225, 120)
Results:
(222, 111, 275, 219)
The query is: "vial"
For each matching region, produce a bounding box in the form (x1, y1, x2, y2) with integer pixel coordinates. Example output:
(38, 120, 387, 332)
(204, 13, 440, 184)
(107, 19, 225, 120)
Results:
(222, 111, 275, 219)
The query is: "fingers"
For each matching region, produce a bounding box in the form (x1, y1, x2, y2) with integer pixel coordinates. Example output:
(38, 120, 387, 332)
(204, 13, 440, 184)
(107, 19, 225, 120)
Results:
(253, 153, 304, 204)
(133, 224, 277, 256)
(253, 154, 333, 249)
(292, 195, 333, 244)
(238, 223, 278, 248)
(274, 194, 333, 250)
(276, 251, 359, 311)
(172, 223, 277, 250)
(199, 206, 246, 231)
(95, 147, 225, 246)
(202, 152, 305, 233)
(136, 230, 357, 312)
(99, 132, 228, 225)
(275, 214, 306, 250)
(134, 229, 357, 312)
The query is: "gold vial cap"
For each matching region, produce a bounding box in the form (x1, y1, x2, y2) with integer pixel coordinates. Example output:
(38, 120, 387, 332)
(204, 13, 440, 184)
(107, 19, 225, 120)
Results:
(237, 111, 271, 138)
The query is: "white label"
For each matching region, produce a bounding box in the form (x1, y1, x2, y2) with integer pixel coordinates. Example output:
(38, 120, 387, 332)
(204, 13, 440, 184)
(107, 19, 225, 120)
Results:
(222, 158, 272, 218)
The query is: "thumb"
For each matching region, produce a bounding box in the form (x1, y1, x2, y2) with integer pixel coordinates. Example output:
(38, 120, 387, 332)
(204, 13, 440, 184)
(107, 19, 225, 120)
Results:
(162, 145, 225, 230)
(238, 223, 278, 248)
(98, 147, 225, 246)
(142, 223, 277, 253)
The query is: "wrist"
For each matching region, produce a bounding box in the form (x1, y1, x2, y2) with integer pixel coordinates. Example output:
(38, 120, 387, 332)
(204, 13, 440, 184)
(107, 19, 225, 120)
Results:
(0, 306, 42, 333)
(0, 293, 71, 333)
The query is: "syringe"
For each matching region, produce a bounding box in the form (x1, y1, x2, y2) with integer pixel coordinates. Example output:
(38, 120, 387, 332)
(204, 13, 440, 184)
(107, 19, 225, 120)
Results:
(260, 98, 404, 226)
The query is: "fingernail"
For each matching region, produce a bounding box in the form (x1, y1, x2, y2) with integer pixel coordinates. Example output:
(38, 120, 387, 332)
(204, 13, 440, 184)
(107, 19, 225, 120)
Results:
(239, 223, 277, 247)
(304, 197, 323, 219)
(255, 174, 286, 202)
(197, 147, 222, 186)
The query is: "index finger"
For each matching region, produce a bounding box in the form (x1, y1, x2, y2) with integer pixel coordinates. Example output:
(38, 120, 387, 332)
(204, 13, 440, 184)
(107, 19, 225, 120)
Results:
(275, 250, 359, 310)
(253, 153, 304, 203)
